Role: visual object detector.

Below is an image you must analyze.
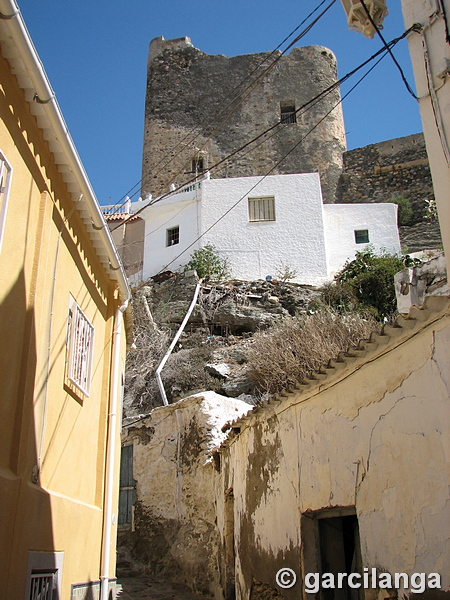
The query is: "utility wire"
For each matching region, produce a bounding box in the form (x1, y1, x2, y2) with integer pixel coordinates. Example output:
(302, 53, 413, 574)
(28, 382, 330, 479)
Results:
(158, 49, 391, 274)
(146, 0, 338, 203)
(111, 25, 414, 233)
(359, 0, 418, 99)
(106, 0, 336, 213)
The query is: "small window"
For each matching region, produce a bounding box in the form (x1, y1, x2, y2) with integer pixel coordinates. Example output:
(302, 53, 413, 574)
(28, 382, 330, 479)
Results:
(0, 151, 13, 253)
(280, 101, 297, 124)
(67, 298, 94, 396)
(29, 571, 57, 600)
(248, 197, 275, 222)
(192, 157, 204, 173)
(167, 226, 180, 246)
(354, 229, 369, 244)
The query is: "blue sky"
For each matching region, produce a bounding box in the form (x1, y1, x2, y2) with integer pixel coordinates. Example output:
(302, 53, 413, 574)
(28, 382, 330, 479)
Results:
(18, 1, 422, 206)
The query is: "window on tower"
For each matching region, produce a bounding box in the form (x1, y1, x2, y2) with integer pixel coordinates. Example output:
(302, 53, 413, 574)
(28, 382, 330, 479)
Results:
(280, 101, 297, 124)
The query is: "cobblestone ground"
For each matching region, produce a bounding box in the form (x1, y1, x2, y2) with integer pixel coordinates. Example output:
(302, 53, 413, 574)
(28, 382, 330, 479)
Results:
(116, 577, 210, 600)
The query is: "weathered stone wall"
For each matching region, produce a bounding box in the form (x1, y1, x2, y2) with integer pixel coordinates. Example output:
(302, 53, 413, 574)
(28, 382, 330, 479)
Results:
(142, 37, 346, 204)
(119, 392, 251, 595)
(120, 299, 450, 600)
(336, 133, 441, 251)
(218, 298, 450, 600)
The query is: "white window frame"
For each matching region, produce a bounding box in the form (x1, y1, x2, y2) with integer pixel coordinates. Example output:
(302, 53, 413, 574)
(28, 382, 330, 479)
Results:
(166, 225, 180, 246)
(248, 196, 276, 222)
(67, 297, 94, 396)
(0, 151, 13, 253)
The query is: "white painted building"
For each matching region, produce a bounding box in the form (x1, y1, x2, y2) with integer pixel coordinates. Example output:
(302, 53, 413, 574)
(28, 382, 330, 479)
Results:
(133, 172, 400, 284)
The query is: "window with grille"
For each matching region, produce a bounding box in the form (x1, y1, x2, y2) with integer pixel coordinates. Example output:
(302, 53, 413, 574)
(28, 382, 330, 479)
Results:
(192, 157, 205, 173)
(354, 229, 369, 244)
(67, 299, 94, 396)
(248, 197, 276, 222)
(280, 101, 297, 124)
(167, 226, 180, 246)
(29, 571, 56, 600)
(0, 151, 13, 253)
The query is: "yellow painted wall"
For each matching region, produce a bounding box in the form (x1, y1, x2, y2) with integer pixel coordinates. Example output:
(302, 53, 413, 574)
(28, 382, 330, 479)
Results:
(0, 49, 125, 597)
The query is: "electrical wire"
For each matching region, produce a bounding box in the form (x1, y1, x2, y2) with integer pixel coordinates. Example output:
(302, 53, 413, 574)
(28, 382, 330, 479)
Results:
(157, 49, 391, 274)
(106, 0, 337, 213)
(359, 0, 418, 99)
(144, 0, 338, 203)
(111, 25, 415, 234)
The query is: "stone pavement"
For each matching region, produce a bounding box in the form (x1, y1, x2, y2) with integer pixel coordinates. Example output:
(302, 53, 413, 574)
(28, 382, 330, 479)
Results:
(116, 577, 210, 600)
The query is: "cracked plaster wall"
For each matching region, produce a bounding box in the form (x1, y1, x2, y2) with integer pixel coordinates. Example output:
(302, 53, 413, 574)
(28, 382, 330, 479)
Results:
(120, 392, 250, 596)
(219, 316, 450, 600)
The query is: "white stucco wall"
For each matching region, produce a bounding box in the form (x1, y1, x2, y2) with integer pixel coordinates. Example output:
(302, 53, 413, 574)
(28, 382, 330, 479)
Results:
(137, 174, 400, 284)
(323, 203, 401, 276)
(200, 173, 329, 285)
(139, 187, 201, 279)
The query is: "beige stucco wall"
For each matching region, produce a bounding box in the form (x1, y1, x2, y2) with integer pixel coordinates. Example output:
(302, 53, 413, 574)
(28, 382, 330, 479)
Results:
(0, 49, 126, 597)
(120, 392, 250, 596)
(219, 304, 450, 600)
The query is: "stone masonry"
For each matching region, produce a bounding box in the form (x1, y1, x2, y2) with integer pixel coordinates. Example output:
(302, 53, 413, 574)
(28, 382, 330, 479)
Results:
(142, 36, 346, 204)
(336, 133, 441, 251)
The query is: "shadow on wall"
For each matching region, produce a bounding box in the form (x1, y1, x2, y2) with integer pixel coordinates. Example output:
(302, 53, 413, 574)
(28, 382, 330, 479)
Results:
(0, 270, 58, 597)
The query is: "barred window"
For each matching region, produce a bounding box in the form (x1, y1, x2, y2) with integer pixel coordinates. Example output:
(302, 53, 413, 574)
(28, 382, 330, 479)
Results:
(280, 101, 297, 124)
(29, 572, 56, 600)
(248, 196, 276, 222)
(67, 299, 94, 396)
(0, 151, 13, 253)
(167, 226, 179, 246)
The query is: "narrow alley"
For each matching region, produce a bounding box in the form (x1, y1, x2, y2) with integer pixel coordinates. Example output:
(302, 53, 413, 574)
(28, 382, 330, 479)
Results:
(117, 578, 209, 600)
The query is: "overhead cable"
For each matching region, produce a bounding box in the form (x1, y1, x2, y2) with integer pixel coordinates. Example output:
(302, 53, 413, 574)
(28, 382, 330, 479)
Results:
(359, 0, 418, 99)
(157, 49, 391, 273)
(110, 24, 415, 233)
(107, 0, 337, 212)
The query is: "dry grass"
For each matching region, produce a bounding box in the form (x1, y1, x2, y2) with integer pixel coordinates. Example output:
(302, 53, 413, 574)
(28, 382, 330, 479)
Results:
(247, 308, 378, 396)
(124, 295, 169, 413)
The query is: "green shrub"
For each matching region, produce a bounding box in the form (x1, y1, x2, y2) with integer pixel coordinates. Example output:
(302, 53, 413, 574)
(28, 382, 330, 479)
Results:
(184, 244, 231, 282)
(320, 281, 358, 312)
(335, 247, 404, 319)
(385, 196, 414, 226)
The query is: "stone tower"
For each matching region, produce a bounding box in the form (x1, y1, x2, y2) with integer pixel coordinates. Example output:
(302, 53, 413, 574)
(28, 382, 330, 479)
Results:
(142, 36, 346, 203)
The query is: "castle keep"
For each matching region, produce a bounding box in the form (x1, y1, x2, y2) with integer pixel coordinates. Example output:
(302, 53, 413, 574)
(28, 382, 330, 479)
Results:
(138, 36, 439, 260)
(142, 36, 346, 204)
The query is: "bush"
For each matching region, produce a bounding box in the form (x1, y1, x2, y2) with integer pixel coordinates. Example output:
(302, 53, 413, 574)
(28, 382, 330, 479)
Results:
(247, 309, 377, 396)
(275, 261, 298, 282)
(389, 196, 414, 226)
(320, 281, 359, 313)
(335, 247, 404, 319)
(184, 244, 231, 282)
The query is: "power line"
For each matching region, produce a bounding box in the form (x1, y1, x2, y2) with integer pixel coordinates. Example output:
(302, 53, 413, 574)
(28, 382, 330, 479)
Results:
(111, 25, 414, 234)
(143, 0, 338, 202)
(157, 48, 391, 274)
(106, 0, 337, 212)
(359, 0, 418, 99)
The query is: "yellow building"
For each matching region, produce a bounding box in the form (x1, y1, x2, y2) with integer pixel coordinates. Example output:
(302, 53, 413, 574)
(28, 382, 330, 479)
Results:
(0, 2, 132, 598)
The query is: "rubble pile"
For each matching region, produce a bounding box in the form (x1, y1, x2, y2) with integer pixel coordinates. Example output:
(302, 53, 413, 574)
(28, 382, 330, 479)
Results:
(124, 271, 322, 417)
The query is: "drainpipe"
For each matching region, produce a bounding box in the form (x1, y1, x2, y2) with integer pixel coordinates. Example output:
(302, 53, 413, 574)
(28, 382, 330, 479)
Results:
(100, 300, 126, 600)
(155, 280, 202, 405)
